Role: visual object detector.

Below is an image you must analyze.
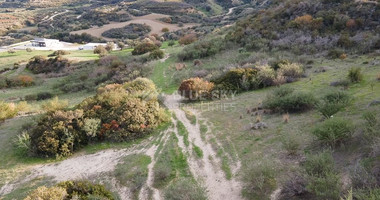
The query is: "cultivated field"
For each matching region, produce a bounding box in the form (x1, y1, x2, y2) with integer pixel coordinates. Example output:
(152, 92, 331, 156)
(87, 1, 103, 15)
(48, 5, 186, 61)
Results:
(71, 13, 199, 40)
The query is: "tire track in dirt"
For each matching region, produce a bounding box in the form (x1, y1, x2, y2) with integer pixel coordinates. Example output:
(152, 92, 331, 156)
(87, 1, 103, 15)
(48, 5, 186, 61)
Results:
(139, 128, 172, 200)
(164, 94, 243, 200)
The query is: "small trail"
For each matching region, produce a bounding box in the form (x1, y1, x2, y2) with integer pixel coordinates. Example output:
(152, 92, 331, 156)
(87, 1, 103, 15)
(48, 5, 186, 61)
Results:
(0, 144, 144, 197)
(138, 130, 171, 200)
(164, 94, 243, 200)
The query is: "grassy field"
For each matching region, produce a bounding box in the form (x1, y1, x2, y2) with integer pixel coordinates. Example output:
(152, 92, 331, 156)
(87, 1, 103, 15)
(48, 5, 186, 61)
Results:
(197, 54, 380, 198)
(0, 50, 53, 71)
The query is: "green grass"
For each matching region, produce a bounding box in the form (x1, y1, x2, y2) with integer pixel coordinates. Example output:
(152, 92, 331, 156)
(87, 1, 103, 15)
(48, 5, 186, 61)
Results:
(114, 154, 151, 200)
(177, 121, 189, 146)
(1, 176, 53, 200)
(192, 143, 203, 158)
(0, 50, 53, 71)
(149, 46, 183, 94)
(153, 132, 191, 188)
(199, 120, 208, 141)
(183, 109, 197, 125)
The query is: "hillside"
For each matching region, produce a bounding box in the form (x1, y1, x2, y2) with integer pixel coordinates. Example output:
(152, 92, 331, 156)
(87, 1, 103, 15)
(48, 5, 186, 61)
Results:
(0, 0, 379, 200)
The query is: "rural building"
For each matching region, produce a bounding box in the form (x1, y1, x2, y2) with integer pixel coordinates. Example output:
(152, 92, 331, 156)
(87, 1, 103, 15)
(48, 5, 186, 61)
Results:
(31, 38, 61, 48)
(79, 43, 109, 50)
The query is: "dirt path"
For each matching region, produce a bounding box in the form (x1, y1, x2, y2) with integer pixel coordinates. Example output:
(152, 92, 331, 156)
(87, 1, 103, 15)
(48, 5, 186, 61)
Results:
(164, 94, 243, 200)
(0, 145, 144, 197)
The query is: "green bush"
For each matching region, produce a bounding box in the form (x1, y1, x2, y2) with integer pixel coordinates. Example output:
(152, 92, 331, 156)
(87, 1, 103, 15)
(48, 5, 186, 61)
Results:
(212, 68, 258, 92)
(177, 38, 225, 61)
(303, 151, 334, 177)
(26, 55, 70, 74)
(312, 118, 354, 147)
(57, 180, 114, 200)
(168, 40, 176, 46)
(362, 111, 379, 140)
(354, 188, 380, 200)
(37, 92, 53, 101)
(303, 152, 341, 200)
(243, 161, 277, 199)
(316, 90, 350, 118)
(164, 178, 207, 200)
(257, 65, 276, 87)
(149, 49, 165, 59)
(41, 97, 68, 112)
(348, 67, 363, 83)
(0, 101, 29, 122)
(277, 63, 304, 78)
(264, 87, 317, 113)
(132, 42, 159, 55)
(48, 50, 70, 57)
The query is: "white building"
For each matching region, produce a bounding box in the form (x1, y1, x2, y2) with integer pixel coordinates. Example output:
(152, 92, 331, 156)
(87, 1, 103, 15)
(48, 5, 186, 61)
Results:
(31, 38, 61, 48)
(79, 43, 109, 50)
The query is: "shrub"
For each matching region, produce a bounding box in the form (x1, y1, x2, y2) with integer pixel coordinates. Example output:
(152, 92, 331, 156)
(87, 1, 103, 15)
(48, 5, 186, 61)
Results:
(178, 34, 197, 45)
(37, 92, 53, 101)
(30, 78, 167, 157)
(0, 101, 29, 121)
(26, 48, 32, 52)
(312, 118, 354, 147)
(17, 75, 34, 87)
(8, 49, 16, 54)
(303, 151, 341, 200)
(83, 118, 101, 138)
(26, 56, 70, 74)
(303, 151, 334, 177)
(243, 161, 277, 199)
(13, 131, 31, 153)
(24, 94, 37, 101)
(132, 42, 159, 55)
(213, 68, 258, 92)
(264, 87, 317, 113)
(41, 97, 68, 112)
(24, 186, 67, 200)
(316, 90, 350, 118)
(162, 27, 169, 32)
(277, 63, 304, 79)
(105, 42, 115, 52)
(48, 50, 70, 57)
(281, 134, 300, 155)
(94, 45, 108, 55)
(164, 178, 207, 200)
(257, 65, 276, 87)
(117, 42, 125, 50)
(362, 111, 379, 140)
(149, 49, 165, 59)
(328, 49, 345, 59)
(168, 40, 175, 46)
(348, 67, 363, 83)
(29, 109, 86, 157)
(57, 180, 114, 200)
(177, 38, 225, 61)
(178, 77, 214, 100)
